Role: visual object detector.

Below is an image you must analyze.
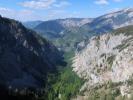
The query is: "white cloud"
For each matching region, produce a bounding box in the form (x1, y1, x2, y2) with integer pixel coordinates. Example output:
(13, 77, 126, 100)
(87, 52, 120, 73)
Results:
(95, 0, 109, 5)
(46, 10, 81, 20)
(0, 7, 12, 12)
(113, 0, 123, 2)
(0, 7, 73, 21)
(20, 0, 56, 9)
(19, 0, 71, 9)
(0, 3, 71, 22)
(94, 0, 123, 5)
(0, 7, 17, 18)
(53, 1, 71, 8)
(0, 7, 44, 21)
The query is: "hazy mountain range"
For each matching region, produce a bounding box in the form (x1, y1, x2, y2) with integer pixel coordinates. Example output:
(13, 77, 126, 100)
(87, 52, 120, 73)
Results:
(23, 8, 133, 52)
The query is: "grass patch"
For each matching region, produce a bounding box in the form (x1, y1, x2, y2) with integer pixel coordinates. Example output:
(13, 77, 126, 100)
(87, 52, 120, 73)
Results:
(114, 43, 129, 52)
(107, 55, 116, 70)
(113, 25, 133, 36)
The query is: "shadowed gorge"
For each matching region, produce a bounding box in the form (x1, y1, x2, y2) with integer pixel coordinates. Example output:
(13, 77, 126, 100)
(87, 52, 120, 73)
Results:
(0, 15, 66, 99)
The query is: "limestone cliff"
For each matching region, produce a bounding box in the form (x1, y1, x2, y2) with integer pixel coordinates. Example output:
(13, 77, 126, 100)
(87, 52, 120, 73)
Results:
(72, 26, 133, 99)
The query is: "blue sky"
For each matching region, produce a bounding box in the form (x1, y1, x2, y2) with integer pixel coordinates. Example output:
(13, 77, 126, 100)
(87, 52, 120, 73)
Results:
(0, 0, 133, 21)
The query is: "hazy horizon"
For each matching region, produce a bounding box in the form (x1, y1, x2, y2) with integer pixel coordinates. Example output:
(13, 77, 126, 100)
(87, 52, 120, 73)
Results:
(0, 0, 133, 21)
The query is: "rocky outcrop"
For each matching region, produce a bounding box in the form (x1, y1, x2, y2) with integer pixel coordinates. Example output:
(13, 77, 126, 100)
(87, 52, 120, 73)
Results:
(72, 27, 133, 97)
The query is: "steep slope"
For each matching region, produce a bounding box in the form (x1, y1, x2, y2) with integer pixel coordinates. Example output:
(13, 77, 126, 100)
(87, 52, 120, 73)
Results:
(72, 25, 133, 99)
(34, 20, 65, 39)
(82, 8, 133, 33)
(0, 15, 64, 90)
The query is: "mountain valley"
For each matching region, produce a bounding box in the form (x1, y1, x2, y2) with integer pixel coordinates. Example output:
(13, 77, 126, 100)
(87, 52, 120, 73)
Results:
(0, 7, 133, 100)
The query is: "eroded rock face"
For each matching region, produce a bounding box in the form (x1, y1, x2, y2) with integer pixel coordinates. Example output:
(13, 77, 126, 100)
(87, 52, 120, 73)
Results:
(72, 32, 133, 96)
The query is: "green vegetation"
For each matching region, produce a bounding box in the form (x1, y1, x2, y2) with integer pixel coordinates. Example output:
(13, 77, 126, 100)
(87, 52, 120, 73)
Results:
(86, 80, 133, 100)
(87, 81, 122, 100)
(94, 36, 100, 48)
(107, 55, 116, 69)
(50, 26, 98, 52)
(114, 42, 130, 52)
(100, 53, 106, 58)
(112, 25, 133, 52)
(40, 51, 84, 100)
(113, 25, 133, 36)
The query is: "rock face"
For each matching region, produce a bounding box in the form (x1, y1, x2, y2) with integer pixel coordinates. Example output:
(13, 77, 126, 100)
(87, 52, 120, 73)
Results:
(72, 26, 133, 97)
(58, 18, 93, 28)
(0, 16, 64, 89)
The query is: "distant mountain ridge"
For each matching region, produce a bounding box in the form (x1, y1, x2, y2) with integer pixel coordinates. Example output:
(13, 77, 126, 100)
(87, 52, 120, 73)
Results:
(34, 18, 93, 38)
(32, 18, 93, 51)
(82, 8, 133, 33)
(23, 8, 133, 52)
